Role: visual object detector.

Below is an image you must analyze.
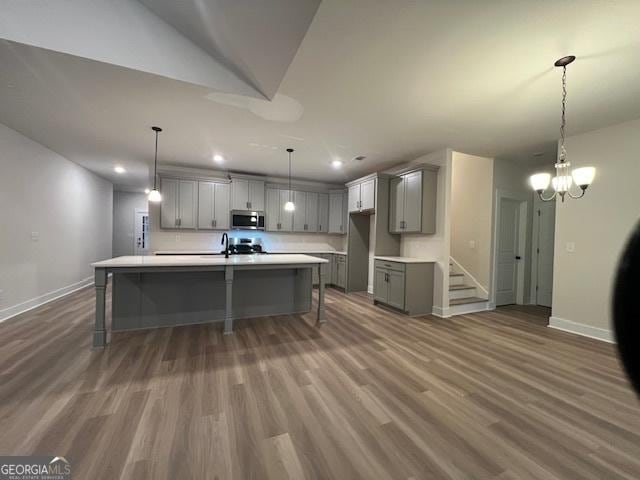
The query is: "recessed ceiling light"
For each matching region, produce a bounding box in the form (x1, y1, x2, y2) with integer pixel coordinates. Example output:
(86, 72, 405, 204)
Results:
(331, 159, 343, 169)
(144, 188, 150, 194)
(213, 154, 224, 163)
(114, 166, 126, 174)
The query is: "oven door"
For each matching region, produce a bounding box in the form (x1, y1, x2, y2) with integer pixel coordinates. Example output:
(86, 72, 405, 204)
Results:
(231, 210, 265, 230)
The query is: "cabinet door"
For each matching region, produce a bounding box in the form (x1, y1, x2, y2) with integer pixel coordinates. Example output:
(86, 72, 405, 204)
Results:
(387, 270, 405, 310)
(374, 268, 389, 303)
(329, 192, 343, 233)
(336, 259, 346, 288)
(306, 192, 318, 232)
(265, 189, 280, 231)
(279, 189, 293, 231)
(360, 179, 376, 210)
(231, 179, 249, 210)
(343, 192, 349, 233)
(292, 191, 307, 232)
(197, 181, 215, 229)
(248, 180, 265, 211)
(403, 171, 422, 232)
(160, 178, 178, 228)
(213, 183, 230, 229)
(317, 193, 329, 233)
(348, 184, 361, 212)
(178, 180, 197, 229)
(389, 176, 404, 233)
(331, 255, 338, 285)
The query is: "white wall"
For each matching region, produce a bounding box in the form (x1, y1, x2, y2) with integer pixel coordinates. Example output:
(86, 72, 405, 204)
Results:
(395, 149, 452, 315)
(551, 118, 640, 342)
(113, 190, 148, 257)
(450, 152, 493, 292)
(0, 124, 112, 321)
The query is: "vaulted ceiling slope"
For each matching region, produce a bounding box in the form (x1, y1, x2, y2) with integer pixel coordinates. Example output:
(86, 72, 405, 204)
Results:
(137, 0, 321, 100)
(0, 0, 320, 99)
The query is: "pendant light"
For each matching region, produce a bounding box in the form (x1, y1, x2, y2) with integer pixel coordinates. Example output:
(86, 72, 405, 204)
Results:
(530, 56, 595, 202)
(284, 148, 295, 211)
(148, 126, 163, 203)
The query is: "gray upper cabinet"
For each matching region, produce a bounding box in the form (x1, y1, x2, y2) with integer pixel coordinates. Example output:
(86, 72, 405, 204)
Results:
(329, 191, 347, 233)
(197, 181, 230, 230)
(305, 192, 318, 232)
(347, 177, 376, 213)
(292, 191, 308, 232)
(266, 188, 294, 232)
(318, 193, 329, 233)
(161, 178, 197, 229)
(231, 178, 265, 211)
(265, 188, 280, 231)
(293, 191, 318, 232)
(389, 167, 438, 234)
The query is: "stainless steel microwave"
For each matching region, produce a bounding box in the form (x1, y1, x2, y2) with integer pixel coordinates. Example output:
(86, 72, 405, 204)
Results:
(231, 210, 265, 230)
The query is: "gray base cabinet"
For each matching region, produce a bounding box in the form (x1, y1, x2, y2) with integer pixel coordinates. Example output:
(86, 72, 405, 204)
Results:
(307, 253, 346, 289)
(373, 259, 434, 315)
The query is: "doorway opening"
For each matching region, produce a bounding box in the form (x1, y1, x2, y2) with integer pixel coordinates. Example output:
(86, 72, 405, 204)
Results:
(493, 192, 529, 306)
(531, 200, 556, 307)
(134, 208, 150, 256)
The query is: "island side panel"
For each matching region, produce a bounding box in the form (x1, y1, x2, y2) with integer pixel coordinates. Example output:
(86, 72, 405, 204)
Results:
(231, 267, 312, 319)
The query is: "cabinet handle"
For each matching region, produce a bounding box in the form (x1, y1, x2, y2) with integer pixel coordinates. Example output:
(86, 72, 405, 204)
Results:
(212, 219, 215, 227)
(248, 201, 252, 209)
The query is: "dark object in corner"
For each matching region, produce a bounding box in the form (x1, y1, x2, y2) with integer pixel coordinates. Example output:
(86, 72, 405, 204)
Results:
(613, 220, 640, 396)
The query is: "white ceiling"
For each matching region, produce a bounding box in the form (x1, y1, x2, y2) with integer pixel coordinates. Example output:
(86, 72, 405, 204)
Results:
(1, 0, 639, 190)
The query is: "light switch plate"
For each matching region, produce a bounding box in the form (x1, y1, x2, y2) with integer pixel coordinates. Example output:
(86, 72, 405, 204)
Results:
(566, 242, 575, 253)
(468, 240, 476, 249)
(31, 232, 39, 241)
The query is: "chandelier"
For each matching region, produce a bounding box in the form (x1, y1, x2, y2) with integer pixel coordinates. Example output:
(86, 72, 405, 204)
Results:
(530, 56, 595, 202)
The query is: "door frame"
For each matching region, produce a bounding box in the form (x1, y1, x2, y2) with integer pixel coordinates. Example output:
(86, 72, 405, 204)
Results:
(530, 198, 556, 306)
(490, 189, 530, 307)
(134, 208, 149, 255)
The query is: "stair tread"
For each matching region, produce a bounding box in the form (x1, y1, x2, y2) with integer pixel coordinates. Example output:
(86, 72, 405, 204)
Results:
(449, 273, 464, 277)
(450, 296, 487, 306)
(449, 284, 474, 290)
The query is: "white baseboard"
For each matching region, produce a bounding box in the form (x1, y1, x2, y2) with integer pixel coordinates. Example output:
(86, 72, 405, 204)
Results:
(432, 306, 450, 318)
(0, 276, 94, 323)
(448, 301, 493, 317)
(548, 316, 615, 343)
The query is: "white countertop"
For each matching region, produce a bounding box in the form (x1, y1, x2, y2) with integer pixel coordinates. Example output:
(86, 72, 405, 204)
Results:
(374, 256, 436, 264)
(93, 254, 328, 268)
(154, 249, 347, 256)
(268, 249, 347, 255)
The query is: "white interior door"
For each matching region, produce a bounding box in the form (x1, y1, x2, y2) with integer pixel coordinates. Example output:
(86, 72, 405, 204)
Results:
(134, 209, 149, 256)
(535, 201, 556, 307)
(496, 198, 520, 306)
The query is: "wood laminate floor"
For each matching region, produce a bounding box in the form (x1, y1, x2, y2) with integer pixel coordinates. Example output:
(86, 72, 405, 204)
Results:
(1, 286, 639, 479)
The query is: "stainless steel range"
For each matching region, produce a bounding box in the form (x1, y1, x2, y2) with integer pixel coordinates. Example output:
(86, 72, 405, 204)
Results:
(227, 237, 267, 255)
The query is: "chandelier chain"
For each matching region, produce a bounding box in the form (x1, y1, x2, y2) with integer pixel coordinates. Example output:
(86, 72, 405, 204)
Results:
(559, 65, 567, 162)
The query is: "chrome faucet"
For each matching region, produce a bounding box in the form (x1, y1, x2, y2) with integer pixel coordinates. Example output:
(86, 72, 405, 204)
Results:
(221, 233, 229, 258)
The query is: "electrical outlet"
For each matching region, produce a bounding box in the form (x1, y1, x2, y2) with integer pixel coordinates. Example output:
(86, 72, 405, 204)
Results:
(468, 240, 476, 249)
(566, 242, 575, 253)
(31, 231, 39, 241)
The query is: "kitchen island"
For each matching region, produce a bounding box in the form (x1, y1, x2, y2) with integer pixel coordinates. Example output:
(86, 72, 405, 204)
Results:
(91, 254, 329, 347)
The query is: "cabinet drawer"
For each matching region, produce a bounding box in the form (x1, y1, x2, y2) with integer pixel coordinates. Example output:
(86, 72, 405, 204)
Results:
(374, 259, 405, 272)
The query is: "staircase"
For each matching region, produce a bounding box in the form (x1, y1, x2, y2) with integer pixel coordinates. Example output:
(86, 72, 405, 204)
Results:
(448, 261, 490, 316)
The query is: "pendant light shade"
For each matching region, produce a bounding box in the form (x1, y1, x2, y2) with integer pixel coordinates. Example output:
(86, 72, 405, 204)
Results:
(284, 148, 295, 211)
(148, 126, 163, 203)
